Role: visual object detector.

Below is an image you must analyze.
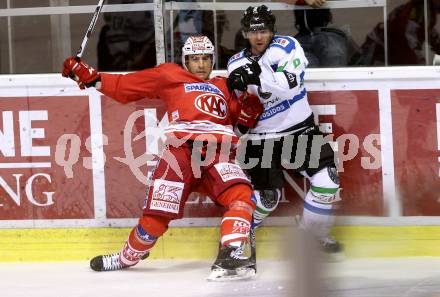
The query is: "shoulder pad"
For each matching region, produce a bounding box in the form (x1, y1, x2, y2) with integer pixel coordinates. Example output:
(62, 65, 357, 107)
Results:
(269, 35, 296, 53)
(227, 50, 246, 68)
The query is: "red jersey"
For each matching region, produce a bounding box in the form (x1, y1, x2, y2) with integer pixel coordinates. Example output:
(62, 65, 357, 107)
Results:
(100, 63, 239, 142)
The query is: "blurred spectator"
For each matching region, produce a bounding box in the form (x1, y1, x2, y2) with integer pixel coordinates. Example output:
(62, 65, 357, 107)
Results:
(234, 0, 329, 52)
(359, 0, 440, 65)
(167, 0, 234, 68)
(294, 9, 361, 67)
(275, 0, 327, 9)
(97, 0, 156, 71)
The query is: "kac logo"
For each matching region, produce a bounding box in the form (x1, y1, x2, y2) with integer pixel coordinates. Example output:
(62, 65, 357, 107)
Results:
(195, 93, 227, 119)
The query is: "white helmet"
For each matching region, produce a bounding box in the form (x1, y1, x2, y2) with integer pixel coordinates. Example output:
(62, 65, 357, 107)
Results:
(181, 36, 215, 70)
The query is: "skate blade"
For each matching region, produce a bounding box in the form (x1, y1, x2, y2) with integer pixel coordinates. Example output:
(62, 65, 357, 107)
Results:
(207, 267, 256, 282)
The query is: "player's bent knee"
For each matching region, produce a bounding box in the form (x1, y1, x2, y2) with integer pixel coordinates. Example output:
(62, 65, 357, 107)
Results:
(218, 184, 255, 213)
(253, 189, 281, 212)
(252, 188, 281, 228)
(230, 199, 255, 216)
(138, 215, 171, 239)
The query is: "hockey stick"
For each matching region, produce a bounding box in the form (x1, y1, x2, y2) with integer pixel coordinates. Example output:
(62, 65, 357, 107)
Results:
(76, 0, 105, 59)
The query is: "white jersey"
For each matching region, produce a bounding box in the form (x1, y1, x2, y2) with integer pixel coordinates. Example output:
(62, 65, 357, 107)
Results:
(227, 35, 313, 137)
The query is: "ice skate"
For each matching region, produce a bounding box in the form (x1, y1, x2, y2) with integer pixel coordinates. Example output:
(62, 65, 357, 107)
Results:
(90, 251, 150, 272)
(319, 237, 345, 262)
(207, 242, 256, 281)
(90, 253, 130, 272)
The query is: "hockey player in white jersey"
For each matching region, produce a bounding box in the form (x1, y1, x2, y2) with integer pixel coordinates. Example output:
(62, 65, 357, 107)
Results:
(209, 5, 342, 281)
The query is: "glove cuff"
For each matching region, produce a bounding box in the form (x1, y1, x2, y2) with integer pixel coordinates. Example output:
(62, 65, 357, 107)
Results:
(85, 75, 101, 88)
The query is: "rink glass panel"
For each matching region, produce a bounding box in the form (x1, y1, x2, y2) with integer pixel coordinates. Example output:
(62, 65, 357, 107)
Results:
(9, 16, 53, 74)
(70, 10, 157, 72)
(0, 1, 439, 72)
(11, 0, 147, 6)
(381, 0, 433, 66)
(0, 18, 9, 74)
(10, 0, 50, 8)
(164, 9, 215, 66)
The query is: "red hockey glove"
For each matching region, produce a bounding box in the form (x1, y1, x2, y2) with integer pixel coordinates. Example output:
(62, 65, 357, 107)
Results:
(62, 57, 100, 89)
(236, 93, 264, 129)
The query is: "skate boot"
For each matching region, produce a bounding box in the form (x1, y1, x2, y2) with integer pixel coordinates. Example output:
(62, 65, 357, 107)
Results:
(319, 236, 344, 262)
(90, 253, 130, 272)
(90, 248, 150, 272)
(207, 242, 256, 281)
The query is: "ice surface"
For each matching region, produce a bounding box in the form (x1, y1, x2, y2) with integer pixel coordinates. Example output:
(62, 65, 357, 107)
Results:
(1, 258, 440, 297)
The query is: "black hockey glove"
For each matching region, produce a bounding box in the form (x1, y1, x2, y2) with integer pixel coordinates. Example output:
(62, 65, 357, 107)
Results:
(227, 60, 261, 92)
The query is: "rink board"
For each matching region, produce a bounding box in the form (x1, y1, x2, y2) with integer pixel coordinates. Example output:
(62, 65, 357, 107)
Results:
(2, 226, 440, 261)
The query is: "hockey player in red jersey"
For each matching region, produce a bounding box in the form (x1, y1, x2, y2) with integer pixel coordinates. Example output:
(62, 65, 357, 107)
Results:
(62, 36, 263, 277)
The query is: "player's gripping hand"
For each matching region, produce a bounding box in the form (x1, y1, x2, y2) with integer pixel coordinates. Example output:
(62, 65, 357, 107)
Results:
(236, 93, 264, 129)
(227, 59, 261, 92)
(62, 57, 100, 89)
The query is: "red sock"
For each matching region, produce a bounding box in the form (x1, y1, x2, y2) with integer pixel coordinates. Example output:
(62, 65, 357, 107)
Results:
(120, 215, 170, 266)
(221, 209, 252, 247)
(217, 185, 255, 247)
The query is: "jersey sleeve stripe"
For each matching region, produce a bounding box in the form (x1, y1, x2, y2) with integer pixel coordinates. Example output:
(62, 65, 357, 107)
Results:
(270, 35, 296, 53)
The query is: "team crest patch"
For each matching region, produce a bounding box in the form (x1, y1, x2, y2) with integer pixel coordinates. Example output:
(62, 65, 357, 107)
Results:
(150, 179, 184, 214)
(195, 93, 228, 119)
(274, 38, 289, 47)
(214, 163, 249, 182)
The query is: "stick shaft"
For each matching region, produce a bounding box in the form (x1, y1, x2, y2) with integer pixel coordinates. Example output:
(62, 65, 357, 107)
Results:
(76, 0, 105, 59)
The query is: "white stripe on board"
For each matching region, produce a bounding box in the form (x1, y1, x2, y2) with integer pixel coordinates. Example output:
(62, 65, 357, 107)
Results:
(437, 103, 440, 151)
(378, 86, 399, 217)
(437, 104, 440, 178)
(0, 162, 51, 168)
(88, 92, 106, 220)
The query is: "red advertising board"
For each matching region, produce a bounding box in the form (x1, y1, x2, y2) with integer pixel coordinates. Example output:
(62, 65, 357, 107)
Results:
(391, 89, 440, 215)
(0, 96, 94, 219)
(283, 90, 384, 217)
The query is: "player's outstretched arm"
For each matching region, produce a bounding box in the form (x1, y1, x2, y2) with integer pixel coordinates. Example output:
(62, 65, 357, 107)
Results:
(62, 56, 167, 103)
